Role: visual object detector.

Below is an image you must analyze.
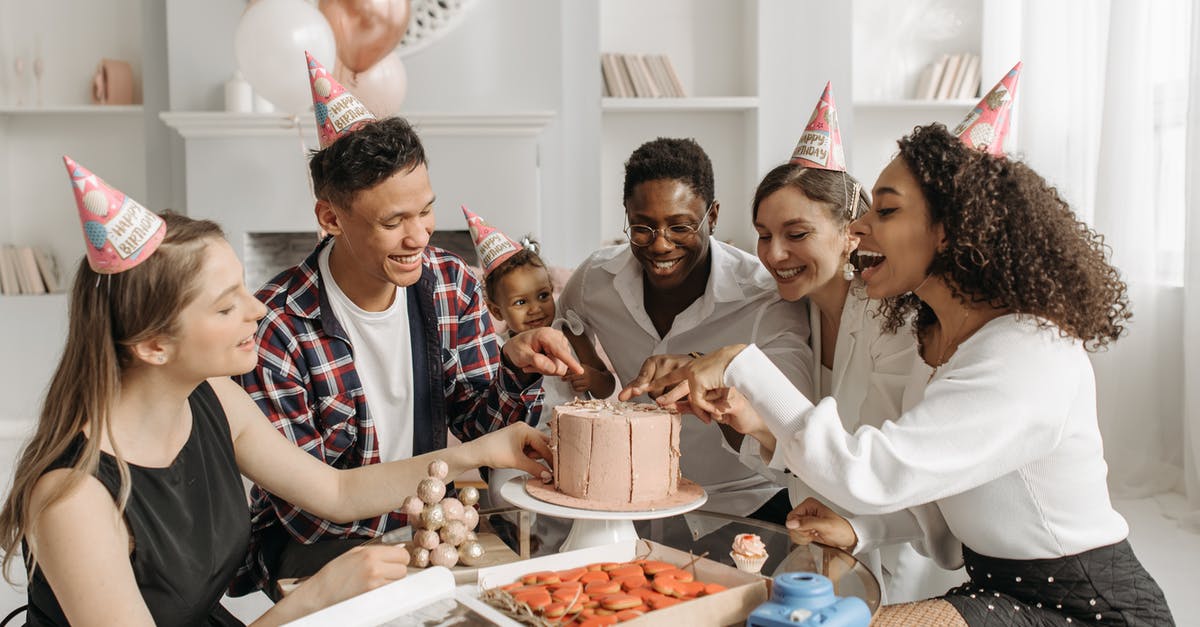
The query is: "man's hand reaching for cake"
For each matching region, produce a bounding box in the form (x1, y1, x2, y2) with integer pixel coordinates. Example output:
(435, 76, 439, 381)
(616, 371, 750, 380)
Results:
(618, 353, 699, 400)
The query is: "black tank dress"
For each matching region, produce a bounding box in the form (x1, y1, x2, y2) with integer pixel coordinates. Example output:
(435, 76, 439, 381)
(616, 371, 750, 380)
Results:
(26, 381, 250, 626)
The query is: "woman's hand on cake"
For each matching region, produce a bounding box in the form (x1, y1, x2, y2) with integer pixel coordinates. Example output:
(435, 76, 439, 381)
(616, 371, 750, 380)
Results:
(650, 345, 747, 415)
(468, 423, 554, 482)
(619, 353, 698, 401)
(785, 497, 857, 551)
(502, 327, 584, 380)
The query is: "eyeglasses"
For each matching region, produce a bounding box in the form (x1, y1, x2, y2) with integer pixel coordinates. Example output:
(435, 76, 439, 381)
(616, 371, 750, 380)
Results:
(624, 202, 714, 247)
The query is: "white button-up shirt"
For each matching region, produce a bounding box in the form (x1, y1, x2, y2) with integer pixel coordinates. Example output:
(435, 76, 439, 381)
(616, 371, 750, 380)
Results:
(558, 241, 813, 518)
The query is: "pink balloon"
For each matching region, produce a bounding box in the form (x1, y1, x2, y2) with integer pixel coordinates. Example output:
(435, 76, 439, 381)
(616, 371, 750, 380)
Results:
(333, 53, 407, 116)
(320, 0, 410, 74)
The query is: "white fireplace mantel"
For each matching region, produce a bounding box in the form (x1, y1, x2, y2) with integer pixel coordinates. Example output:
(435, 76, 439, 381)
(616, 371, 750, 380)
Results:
(160, 110, 557, 140)
(160, 110, 558, 278)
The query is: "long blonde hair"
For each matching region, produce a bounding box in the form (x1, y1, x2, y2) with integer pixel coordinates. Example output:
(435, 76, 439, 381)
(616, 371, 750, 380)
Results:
(0, 212, 224, 582)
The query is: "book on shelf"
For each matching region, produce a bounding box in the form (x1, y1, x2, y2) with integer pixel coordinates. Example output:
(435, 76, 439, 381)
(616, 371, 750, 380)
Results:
(935, 53, 964, 100)
(956, 54, 981, 99)
(643, 55, 670, 97)
(33, 248, 61, 293)
(645, 54, 680, 98)
(611, 53, 636, 98)
(624, 55, 657, 98)
(659, 55, 686, 97)
(0, 246, 18, 295)
(601, 53, 686, 99)
(10, 247, 31, 294)
(916, 54, 949, 100)
(600, 53, 624, 98)
(16, 247, 46, 295)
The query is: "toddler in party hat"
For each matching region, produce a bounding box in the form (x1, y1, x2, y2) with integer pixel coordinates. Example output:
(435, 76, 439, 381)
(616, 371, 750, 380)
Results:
(465, 206, 614, 523)
(952, 61, 1023, 155)
(463, 206, 615, 405)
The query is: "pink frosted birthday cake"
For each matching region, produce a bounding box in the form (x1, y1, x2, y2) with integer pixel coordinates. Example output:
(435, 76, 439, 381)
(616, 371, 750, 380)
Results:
(527, 399, 700, 511)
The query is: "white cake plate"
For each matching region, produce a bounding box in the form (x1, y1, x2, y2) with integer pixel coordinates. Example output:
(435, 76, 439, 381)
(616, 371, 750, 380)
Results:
(499, 476, 708, 552)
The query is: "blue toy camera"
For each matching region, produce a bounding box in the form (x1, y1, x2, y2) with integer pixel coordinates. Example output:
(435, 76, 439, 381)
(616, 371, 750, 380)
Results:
(746, 572, 871, 627)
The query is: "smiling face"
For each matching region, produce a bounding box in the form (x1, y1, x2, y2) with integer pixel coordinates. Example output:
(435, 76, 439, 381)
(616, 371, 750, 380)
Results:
(169, 238, 268, 378)
(851, 157, 945, 299)
(318, 163, 436, 305)
(488, 263, 556, 334)
(625, 179, 716, 291)
(755, 186, 855, 302)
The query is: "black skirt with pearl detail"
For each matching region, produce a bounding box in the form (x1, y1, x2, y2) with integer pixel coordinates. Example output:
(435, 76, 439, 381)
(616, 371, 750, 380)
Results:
(940, 541, 1173, 626)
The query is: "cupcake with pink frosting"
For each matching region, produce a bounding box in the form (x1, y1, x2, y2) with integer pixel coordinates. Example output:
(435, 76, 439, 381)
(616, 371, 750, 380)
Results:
(730, 533, 768, 574)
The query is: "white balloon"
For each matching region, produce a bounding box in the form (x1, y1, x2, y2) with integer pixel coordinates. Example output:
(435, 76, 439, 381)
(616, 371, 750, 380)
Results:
(333, 52, 407, 117)
(235, 0, 337, 114)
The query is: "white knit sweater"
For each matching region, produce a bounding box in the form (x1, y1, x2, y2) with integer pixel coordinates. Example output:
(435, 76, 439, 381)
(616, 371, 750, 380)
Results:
(726, 314, 1129, 567)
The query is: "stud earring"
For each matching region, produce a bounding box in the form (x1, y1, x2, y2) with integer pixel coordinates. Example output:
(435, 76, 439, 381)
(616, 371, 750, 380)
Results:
(843, 261, 855, 281)
(157, 355, 166, 364)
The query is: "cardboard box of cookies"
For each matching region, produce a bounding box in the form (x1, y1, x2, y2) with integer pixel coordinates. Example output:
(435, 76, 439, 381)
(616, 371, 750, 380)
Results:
(474, 539, 770, 625)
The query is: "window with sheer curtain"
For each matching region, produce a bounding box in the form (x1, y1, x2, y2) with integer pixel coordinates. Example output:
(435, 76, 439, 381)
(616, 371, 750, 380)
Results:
(1018, 0, 1196, 529)
(1149, 0, 1190, 286)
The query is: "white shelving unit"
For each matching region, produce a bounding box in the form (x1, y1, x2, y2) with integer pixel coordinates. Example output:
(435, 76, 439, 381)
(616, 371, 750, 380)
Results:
(597, 0, 848, 251)
(849, 0, 1021, 182)
(0, 0, 146, 424)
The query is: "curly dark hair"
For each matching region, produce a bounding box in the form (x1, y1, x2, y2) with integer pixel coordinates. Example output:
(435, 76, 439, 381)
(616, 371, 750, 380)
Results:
(876, 124, 1130, 351)
(622, 137, 715, 205)
(484, 247, 549, 303)
(752, 164, 870, 225)
(309, 117, 427, 210)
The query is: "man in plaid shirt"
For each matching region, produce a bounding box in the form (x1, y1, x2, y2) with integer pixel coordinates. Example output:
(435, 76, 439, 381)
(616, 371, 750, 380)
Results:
(230, 116, 579, 596)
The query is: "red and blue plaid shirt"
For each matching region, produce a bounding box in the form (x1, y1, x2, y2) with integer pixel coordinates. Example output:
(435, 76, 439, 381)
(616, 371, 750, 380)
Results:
(229, 238, 541, 594)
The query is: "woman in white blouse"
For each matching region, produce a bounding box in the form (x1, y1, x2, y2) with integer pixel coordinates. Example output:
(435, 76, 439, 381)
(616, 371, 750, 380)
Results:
(644, 123, 1173, 626)
(723, 163, 961, 603)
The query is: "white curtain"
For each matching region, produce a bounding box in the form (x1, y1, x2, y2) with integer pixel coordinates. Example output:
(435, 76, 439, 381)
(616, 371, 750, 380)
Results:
(1019, 0, 1197, 530)
(1182, 0, 1200, 533)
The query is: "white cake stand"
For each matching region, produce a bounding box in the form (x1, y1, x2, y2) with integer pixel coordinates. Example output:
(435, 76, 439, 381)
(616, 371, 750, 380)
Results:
(499, 476, 708, 552)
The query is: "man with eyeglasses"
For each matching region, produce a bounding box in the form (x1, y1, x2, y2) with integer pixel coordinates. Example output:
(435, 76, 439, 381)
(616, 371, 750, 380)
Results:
(558, 138, 813, 536)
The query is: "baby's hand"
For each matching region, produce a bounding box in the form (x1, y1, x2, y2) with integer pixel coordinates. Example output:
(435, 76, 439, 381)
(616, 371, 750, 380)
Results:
(562, 365, 594, 393)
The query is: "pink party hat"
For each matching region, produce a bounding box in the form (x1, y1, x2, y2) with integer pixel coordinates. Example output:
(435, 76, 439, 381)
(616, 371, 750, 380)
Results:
(63, 156, 165, 274)
(952, 62, 1023, 155)
(462, 206, 523, 275)
(306, 51, 376, 148)
(789, 82, 846, 171)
